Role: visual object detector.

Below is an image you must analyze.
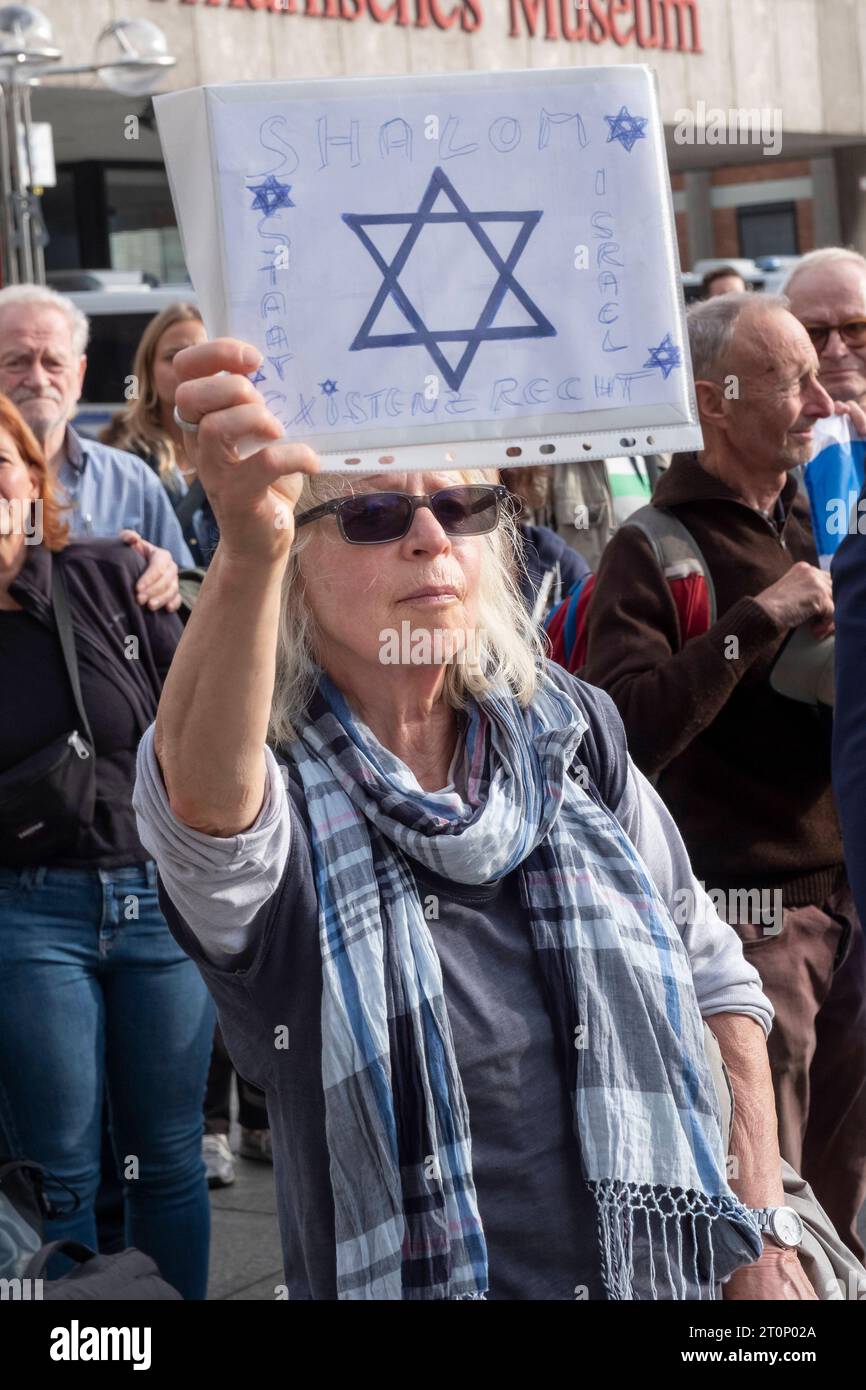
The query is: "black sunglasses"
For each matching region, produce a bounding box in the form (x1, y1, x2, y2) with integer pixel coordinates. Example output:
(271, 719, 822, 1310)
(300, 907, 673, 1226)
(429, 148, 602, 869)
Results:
(294, 484, 512, 545)
(804, 320, 866, 352)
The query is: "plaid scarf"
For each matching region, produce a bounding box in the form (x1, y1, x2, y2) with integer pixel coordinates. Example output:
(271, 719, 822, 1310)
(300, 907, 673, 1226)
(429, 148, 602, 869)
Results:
(288, 663, 762, 1300)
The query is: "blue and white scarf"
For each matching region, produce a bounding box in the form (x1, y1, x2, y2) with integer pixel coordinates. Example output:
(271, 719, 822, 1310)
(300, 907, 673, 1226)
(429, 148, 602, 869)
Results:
(289, 663, 762, 1300)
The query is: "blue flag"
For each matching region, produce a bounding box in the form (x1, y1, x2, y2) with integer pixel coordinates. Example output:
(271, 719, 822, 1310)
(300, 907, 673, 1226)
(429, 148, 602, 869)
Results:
(804, 415, 866, 568)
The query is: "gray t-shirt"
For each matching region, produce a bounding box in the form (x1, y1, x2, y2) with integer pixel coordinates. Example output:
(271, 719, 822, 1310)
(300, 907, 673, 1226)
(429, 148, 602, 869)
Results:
(413, 857, 607, 1300)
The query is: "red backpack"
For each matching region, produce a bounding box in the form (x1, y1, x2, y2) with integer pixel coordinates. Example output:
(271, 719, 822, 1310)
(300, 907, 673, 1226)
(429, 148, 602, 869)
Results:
(545, 505, 717, 674)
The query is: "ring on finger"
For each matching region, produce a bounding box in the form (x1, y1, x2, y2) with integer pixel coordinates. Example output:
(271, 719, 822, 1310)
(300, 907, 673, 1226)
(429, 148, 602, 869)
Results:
(173, 404, 200, 435)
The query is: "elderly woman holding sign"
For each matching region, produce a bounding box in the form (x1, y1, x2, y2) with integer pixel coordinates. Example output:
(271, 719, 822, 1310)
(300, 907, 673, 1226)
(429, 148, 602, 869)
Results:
(133, 337, 814, 1302)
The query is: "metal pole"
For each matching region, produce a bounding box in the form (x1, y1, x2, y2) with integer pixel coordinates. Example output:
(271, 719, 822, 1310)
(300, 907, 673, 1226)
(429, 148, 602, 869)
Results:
(0, 80, 17, 284)
(20, 79, 45, 284)
(8, 74, 34, 283)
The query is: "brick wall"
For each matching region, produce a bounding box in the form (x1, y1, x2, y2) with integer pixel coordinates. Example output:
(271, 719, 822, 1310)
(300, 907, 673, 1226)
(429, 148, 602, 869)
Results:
(694, 159, 818, 257)
(795, 198, 815, 252)
(711, 160, 811, 187)
(675, 210, 689, 268)
(713, 207, 740, 258)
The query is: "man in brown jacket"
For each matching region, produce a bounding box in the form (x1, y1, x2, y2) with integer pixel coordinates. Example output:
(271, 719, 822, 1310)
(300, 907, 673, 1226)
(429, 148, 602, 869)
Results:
(583, 292, 866, 1258)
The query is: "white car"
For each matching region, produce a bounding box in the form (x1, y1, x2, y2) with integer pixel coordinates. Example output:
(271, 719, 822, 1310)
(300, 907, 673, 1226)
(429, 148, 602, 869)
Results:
(754, 255, 802, 296)
(53, 275, 199, 439)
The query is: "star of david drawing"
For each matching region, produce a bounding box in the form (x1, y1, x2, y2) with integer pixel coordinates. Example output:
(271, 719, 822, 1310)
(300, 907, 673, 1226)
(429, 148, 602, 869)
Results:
(342, 166, 556, 392)
(319, 379, 338, 395)
(605, 106, 649, 153)
(249, 175, 294, 218)
(644, 333, 682, 379)
(249, 367, 267, 387)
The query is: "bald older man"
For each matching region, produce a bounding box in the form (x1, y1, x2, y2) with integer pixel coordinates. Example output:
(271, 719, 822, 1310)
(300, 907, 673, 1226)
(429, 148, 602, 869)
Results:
(583, 293, 866, 1259)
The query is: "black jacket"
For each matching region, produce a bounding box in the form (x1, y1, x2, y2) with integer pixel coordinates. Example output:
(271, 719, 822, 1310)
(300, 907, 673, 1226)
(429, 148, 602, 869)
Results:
(517, 523, 589, 623)
(583, 454, 841, 905)
(5, 539, 182, 866)
(832, 475, 866, 925)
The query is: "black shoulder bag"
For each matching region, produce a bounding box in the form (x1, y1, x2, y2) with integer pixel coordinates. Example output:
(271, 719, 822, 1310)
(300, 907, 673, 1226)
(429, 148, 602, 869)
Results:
(0, 560, 97, 863)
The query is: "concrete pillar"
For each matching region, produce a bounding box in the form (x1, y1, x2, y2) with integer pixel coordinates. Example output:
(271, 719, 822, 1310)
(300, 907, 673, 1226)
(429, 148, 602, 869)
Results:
(683, 170, 713, 264)
(810, 157, 841, 248)
(834, 146, 866, 255)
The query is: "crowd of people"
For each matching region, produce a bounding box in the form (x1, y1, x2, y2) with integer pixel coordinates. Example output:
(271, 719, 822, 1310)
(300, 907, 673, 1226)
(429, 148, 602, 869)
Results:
(0, 246, 865, 1301)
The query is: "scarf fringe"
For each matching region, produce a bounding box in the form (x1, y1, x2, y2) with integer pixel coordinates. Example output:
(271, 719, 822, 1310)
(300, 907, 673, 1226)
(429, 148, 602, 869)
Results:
(591, 1180, 721, 1301)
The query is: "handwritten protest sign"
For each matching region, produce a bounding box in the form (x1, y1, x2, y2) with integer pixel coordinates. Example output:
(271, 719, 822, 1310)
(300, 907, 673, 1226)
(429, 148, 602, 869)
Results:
(155, 65, 701, 472)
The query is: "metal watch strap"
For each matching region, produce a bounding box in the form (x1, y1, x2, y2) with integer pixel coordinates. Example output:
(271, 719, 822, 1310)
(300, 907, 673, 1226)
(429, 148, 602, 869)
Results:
(749, 1206, 803, 1248)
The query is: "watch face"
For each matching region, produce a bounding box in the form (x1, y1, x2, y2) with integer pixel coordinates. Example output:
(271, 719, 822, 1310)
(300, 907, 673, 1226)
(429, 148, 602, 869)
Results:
(771, 1207, 804, 1247)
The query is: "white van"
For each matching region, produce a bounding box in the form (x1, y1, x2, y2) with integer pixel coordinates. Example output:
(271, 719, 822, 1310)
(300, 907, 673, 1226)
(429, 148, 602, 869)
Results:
(57, 277, 199, 439)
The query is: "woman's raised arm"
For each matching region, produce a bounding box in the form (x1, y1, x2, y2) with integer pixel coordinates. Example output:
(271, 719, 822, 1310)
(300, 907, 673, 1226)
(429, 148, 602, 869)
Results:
(153, 338, 319, 836)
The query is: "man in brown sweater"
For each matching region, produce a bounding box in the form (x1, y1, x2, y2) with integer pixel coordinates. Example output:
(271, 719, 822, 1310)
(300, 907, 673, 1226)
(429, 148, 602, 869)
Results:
(583, 292, 866, 1258)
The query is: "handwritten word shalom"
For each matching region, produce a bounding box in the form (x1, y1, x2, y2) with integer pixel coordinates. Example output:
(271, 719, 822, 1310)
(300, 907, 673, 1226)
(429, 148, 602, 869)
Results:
(255, 107, 589, 176)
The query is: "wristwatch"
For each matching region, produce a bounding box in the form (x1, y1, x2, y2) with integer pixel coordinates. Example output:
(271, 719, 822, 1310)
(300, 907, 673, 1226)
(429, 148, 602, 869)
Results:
(749, 1206, 804, 1249)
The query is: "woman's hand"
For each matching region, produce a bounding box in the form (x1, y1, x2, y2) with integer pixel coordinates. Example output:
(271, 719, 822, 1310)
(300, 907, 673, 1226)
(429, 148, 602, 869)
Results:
(118, 531, 182, 612)
(173, 338, 320, 566)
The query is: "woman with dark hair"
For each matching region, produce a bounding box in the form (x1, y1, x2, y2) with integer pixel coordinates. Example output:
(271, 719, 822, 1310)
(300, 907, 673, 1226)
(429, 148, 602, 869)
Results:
(0, 393, 213, 1299)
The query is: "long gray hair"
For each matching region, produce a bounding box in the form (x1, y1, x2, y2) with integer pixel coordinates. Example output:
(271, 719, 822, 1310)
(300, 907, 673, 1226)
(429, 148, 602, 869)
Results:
(269, 469, 545, 747)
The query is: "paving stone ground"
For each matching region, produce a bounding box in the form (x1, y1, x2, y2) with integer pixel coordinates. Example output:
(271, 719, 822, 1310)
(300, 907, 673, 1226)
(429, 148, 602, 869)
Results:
(207, 1115, 282, 1301)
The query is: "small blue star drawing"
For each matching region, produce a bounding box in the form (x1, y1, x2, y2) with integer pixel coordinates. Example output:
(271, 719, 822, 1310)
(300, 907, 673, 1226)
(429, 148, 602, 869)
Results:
(249, 367, 267, 386)
(319, 379, 338, 395)
(342, 166, 555, 391)
(645, 333, 682, 379)
(249, 175, 294, 218)
(605, 106, 649, 153)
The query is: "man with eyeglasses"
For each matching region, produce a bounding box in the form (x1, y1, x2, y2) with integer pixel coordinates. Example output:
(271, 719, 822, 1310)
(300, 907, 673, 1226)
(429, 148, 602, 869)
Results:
(792, 254, 866, 1094)
(784, 252, 866, 568)
(583, 292, 866, 1261)
(786, 249, 866, 412)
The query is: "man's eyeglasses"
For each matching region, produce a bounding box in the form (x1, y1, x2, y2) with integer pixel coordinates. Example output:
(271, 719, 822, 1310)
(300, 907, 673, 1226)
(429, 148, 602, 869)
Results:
(803, 320, 866, 353)
(294, 484, 512, 545)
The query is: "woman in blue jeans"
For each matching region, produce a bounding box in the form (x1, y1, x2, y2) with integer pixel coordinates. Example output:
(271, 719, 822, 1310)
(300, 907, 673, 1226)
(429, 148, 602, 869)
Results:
(0, 393, 213, 1299)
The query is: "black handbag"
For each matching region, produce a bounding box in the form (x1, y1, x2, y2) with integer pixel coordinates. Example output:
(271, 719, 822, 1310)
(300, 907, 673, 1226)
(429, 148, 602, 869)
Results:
(0, 1155, 80, 1282)
(0, 560, 97, 862)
